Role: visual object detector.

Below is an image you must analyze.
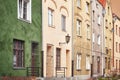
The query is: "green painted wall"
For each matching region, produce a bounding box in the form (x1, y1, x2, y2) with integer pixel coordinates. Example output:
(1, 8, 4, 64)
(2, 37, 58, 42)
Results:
(0, 0, 42, 76)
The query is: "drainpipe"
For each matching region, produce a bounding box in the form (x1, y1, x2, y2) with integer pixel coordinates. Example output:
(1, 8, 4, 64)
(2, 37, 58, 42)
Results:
(41, 0, 44, 77)
(71, 0, 74, 77)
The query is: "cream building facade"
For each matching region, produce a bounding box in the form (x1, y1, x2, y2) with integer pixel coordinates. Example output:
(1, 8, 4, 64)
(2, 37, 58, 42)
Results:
(42, 0, 72, 78)
(113, 14, 120, 74)
(73, 0, 91, 79)
(104, 0, 113, 76)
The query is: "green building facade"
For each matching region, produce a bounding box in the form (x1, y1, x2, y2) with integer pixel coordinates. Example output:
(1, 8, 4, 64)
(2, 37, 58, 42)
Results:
(0, 0, 42, 76)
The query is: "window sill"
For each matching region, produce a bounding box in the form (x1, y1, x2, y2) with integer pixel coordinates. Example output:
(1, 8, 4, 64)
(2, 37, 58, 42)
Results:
(48, 25, 55, 28)
(77, 6, 82, 10)
(18, 18, 31, 23)
(87, 38, 90, 41)
(13, 67, 26, 70)
(62, 30, 66, 32)
(76, 69, 81, 71)
(86, 12, 90, 15)
(98, 24, 101, 26)
(77, 35, 82, 38)
(86, 69, 90, 71)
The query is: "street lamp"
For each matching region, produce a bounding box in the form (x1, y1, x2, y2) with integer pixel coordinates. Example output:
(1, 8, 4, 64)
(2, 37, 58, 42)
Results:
(59, 34, 70, 45)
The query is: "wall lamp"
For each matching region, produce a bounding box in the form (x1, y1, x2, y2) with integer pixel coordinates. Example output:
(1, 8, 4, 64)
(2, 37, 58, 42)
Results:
(59, 34, 70, 45)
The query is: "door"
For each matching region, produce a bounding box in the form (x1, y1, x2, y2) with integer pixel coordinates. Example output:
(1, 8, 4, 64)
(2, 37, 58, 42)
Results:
(31, 42, 38, 76)
(46, 45, 54, 77)
(66, 50, 70, 77)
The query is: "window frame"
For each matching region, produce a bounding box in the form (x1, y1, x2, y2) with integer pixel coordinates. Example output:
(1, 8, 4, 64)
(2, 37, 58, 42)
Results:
(86, 55, 90, 70)
(18, 0, 31, 23)
(97, 35, 101, 45)
(76, 54, 81, 70)
(76, 19, 81, 36)
(61, 15, 66, 31)
(13, 39, 25, 69)
(86, 2, 89, 14)
(77, 0, 81, 8)
(87, 24, 90, 39)
(48, 8, 54, 27)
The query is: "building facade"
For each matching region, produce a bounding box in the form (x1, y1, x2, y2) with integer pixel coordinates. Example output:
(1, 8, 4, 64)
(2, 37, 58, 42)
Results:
(42, 0, 72, 78)
(104, 0, 113, 76)
(113, 14, 120, 74)
(91, 0, 104, 77)
(73, 0, 91, 79)
(0, 0, 42, 76)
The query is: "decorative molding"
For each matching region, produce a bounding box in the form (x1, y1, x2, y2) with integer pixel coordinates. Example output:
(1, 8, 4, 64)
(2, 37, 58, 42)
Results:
(75, 13, 83, 20)
(60, 6, 69, 17)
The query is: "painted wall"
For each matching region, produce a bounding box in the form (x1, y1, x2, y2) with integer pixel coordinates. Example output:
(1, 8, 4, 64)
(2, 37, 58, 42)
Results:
(113, 16, 120, 74)
(91, 0, 104, 77)
(0, 0, 42, 76)
(42, 0, 72, 77)
(104, 0, 113, 75)
(73, 0, 91, 79)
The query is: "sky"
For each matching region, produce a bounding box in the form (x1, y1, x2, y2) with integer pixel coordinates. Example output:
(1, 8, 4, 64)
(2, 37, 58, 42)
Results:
(111, 0, 120, 17)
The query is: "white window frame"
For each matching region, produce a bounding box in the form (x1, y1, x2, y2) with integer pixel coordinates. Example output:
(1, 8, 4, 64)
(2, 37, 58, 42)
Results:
(61, 15, 66, 31)
(98, 16, 101, 25)
(87, 24, 90, 39)
(48, 8, 54, 27)
(86, 2, 89, 14)
(77, 0, 81, 8)
(97, 35, 101, 45)
(76, 19, 81, 35)
(76, 54, 81, 70)
(93, 33, 95, 43)
(18, 0, 31, 23)
(86, 56, 90, 70)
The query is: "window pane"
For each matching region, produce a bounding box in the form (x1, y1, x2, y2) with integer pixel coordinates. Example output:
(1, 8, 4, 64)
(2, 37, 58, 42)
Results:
(61, 15, 66, 31)
(13, 39, 24, 68)
(48, 9, 53, 26)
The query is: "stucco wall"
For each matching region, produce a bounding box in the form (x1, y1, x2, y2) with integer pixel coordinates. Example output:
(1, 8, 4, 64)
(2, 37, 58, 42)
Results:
(0, 0, 42, 76)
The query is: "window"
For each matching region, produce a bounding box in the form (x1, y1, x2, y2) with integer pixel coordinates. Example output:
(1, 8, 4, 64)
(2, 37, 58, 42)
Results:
(119, 43, 120, 53)
(48, 8, 54, 27)
(86, 2, 89, 14)
(56, 48, 61, 70)
(76, 54, 81, 70)
(97, 35, 100, 45)
(116, 25, 118, 35)
(13, 39, 24, 68)
(18, 0, 31, 22)
(93, 33, 95, 43)
(76, 19, 81, 35)
(105, 57, 107, 68)
(98, 16, 101, 25)
(116, 60, 118, 70)
(87, 24, 90, 39)
(61, 15, 66, 31)
(105, 19, 108, 28)
(92, 10, 95, 22)
(77, 0, 81, 8)
(119, 27, 120, 37)
(97, 57, 100, 73)
(116, 42, 118, 52)
(86, 56, 90, 70)
(108, 7, 109, 15)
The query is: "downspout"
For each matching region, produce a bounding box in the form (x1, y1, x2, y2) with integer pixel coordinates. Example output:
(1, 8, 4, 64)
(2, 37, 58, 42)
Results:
(71, 0, 74, 77)
(90, 0, 93, 77)
(41, 0, 44, 77)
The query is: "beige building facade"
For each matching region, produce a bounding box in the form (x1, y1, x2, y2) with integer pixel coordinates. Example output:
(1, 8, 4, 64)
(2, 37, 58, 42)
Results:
(42, 0, 72, 78)
(113, 14, 120, 74)
(73, 0, 91, 79)
(104, 0, 113, 76)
